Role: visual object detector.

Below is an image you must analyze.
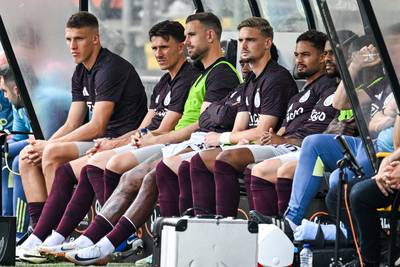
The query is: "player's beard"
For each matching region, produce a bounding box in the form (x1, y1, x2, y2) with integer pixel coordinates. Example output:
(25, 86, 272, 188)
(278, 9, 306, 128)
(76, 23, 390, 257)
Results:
(295, 65, 320, 79)
(189, 46, 208, 62)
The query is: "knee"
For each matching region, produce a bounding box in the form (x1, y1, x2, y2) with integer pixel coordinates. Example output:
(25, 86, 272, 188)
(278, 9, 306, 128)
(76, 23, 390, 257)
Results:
(118, 171, 142, 193)
(251, 163, 268, 178)
(142, 169, 157, 191)
(215, 150, 237, 164)
(106, 154, 129, 173)
(87, 152, 106, 168)
(277, 162, 296, 178)
(349, 182, 363, 207)
(42, 143, 63, 167)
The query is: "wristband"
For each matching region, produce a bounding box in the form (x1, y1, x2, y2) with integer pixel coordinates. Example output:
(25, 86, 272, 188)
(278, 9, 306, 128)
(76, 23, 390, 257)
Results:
(219, 132, 232, 145)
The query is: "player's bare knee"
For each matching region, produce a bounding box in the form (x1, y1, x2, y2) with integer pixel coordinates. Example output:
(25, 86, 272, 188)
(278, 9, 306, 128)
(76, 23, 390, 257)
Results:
(251, 163, 268, 178)
(106, 154, 129, 173)
(87, 152, 107, 168)
(119, 171, 143, 192)
(277, 161, 296, 178)
(216, 149, 238, 164)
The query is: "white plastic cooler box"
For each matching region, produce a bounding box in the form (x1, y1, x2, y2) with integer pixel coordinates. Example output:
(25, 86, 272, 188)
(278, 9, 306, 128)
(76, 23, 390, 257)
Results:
(156, 216, 259, 267)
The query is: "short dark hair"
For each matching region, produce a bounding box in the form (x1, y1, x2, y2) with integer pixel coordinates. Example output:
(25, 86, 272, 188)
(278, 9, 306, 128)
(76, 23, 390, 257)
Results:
(66, 11, 99, 30)
(186, 12, 222, 40)
(296, 30, 327, 52)
(0, 65, 15, 89)
(149, 20, 185, 42)
(0, 64, 38, 90)
(237, 17, 274, 39)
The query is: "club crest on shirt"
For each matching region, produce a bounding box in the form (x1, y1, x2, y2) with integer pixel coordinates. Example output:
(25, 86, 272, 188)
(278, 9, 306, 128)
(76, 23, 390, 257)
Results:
(254, 89, 261, 108)
(324, 94, 334, 107)
(164, 91, 171, 106)
(82, 86, 89, 97)
(299, 90, 310, 103)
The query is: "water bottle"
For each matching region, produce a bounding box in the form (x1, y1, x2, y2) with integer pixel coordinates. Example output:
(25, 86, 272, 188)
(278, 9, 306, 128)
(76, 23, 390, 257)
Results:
(139, 127, 149, 137)
(300, 243, 313, 267)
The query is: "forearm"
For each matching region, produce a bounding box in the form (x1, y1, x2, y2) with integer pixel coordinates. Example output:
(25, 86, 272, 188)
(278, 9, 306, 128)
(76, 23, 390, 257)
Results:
(332, 65, 359, 110)
(51, 122, 104, 143)
(230, 127, 264, 144)
(49, 123, 79, 141)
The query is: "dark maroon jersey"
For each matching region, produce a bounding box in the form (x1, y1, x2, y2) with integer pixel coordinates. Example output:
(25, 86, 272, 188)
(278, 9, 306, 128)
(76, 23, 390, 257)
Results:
(238, 60, 297, 130)
(71, 48, 147, 138)
(146, 61, 199, 130)
(283, 74, 338, 139)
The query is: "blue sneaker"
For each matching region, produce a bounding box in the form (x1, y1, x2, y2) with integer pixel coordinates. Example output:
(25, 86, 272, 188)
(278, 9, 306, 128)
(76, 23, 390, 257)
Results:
(110, 235, 143, 262)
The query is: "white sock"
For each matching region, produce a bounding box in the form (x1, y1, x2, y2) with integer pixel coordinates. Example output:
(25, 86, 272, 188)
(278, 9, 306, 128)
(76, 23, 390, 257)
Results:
(285, 217, 298, 232)
(21, 234, 42, 250)
(43, 231, 65, 246)
(74, 235, 94, 247)
(294, 219, 348, 241)
(96, 237, 115, 257)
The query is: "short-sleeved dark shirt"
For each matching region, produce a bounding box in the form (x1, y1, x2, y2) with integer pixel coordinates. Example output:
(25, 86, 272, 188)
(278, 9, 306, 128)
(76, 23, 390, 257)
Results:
(283, 74, 338, 139)
(71, 48, 147, 138)
(146, 61, 199, 131)
(238, 60, 298, 130)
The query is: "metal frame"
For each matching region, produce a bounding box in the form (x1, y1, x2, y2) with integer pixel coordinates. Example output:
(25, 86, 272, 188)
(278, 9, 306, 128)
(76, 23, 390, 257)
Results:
(79, 0, 88, 11)
(301, 0, 317, 29)
(247, 0, 261, 17)
(357, 0, 400, 111)
(193, 0, 204, 13)
(316, 0, 378, 172)
(0, 15, 44, 140)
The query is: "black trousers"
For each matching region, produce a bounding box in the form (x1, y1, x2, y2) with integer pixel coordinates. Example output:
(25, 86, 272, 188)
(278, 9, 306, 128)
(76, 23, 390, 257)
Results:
(350, 178, 396, 264)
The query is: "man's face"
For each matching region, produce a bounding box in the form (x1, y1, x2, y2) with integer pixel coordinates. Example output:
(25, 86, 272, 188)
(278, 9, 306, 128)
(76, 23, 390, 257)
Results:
(294, 40, 324, 79)
(65, 27, 99, 64)
(0, 77, 21, 108)
(324, 41, 339, 78)
(239, 61, 251, 80)
(150, 36, 183, 71)
(238, 27, 270, 64)
(184, 20, 209, 61)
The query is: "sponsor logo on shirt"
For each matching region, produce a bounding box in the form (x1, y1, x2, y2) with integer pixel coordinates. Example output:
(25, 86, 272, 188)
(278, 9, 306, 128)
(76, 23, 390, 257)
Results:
(249, 113, 260, 127)
(309, 109, 327, 122)
(286, 107, 304, 122)
(82, 86, 89, 97)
